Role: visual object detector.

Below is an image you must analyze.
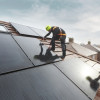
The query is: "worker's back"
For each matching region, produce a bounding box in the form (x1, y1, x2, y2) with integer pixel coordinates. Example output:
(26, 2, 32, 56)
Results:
(51, 26, 66, 37)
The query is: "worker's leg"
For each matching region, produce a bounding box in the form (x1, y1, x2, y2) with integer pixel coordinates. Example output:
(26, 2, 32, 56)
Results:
(50, 37, 55, 51)
(60, 36, 66, 58)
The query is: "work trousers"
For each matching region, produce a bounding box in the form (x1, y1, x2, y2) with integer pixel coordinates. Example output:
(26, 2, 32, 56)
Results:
(50, 35, 66, 56)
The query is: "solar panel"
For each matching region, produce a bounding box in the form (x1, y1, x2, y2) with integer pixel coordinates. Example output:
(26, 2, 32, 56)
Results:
(85, 60, 97, 67)
(0, 64, 90, 100)
(30, 27, 52, 38)
(11, 22, 39, 36)
(0, 26, 7, 32)
(0, 33, 34, 74)
(13, 36, 61, 66)
(54, 57, 100, 99)
(78, 57, 89, 62)
(93, 64, 100, 72)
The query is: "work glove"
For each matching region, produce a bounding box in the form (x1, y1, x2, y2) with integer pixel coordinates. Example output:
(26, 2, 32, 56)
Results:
(39, 43, 44, 45)
(42, 37, 46, 40)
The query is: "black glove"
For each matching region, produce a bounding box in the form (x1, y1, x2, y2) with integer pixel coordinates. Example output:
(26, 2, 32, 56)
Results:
(39, 43, 44, 45)
(43, 37, 46, 40)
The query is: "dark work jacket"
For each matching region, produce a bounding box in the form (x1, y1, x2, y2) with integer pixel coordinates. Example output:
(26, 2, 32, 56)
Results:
(44, 26, 66, 38)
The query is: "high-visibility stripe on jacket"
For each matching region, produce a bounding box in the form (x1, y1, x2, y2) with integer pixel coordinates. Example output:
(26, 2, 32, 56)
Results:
(53, 26, 57, 30)
(58, 27, 66, 36)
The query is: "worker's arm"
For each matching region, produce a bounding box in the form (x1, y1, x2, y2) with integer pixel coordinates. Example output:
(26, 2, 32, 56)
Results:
(44, 31, 51, 39)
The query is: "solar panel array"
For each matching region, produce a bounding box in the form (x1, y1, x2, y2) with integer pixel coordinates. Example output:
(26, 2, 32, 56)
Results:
(0, 64, 90, 100)
(11, 22, 52, 38)
(30, 27, 52, 38)
(0, 25, 100, 100)
(11, 22, 39, 36)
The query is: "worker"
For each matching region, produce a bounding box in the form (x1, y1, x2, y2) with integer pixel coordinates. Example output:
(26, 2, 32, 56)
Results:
(43, 25, 66, 59)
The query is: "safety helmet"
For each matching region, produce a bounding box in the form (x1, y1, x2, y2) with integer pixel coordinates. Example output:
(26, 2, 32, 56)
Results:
(45, 25, 51, 31)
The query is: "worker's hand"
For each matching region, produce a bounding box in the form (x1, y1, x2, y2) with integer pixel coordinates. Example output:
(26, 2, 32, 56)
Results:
(39, 43, 44, 45)
(42, 37, 46, 41)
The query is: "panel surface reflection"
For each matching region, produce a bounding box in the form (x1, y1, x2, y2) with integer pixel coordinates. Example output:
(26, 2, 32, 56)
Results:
(93, 64, 100, 72)
(85, 60, 97, 66)
(0, 64, 90, 100)
(13, 36, 60, 66)
(0, 33, 33, 74)
(54, 57, 100, 99)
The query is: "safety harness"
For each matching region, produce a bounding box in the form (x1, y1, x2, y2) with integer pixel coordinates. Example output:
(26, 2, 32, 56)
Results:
(58, 33, 66, 36)
(53, 27, 66, 36)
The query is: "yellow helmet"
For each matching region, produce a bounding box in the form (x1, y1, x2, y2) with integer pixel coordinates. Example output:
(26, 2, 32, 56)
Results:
(45, 25, 51, 31)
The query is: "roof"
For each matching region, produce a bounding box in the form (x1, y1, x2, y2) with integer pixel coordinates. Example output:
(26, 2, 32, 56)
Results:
(82, 44, 100, 52)
(95, 45, 100, 48)
(0, 20, 100, 100)
(67, 43, 97, 56)
(93, 45, 100, 52)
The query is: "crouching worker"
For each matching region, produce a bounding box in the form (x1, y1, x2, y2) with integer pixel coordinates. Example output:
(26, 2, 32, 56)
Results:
(43, 25, 66, 59)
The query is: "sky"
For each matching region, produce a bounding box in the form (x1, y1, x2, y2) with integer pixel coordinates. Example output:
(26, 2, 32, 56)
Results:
(0, 0, 100, 44)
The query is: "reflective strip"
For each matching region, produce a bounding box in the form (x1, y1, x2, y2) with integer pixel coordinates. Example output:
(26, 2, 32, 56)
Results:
(53, 26, 57, 30)
(58, 28, 66, 36)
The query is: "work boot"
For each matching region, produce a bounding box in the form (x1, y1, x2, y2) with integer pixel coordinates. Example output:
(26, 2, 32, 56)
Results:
(61, 55, 65, 60)
(60, 50, 66, 60)
(63, 50, 66, 56)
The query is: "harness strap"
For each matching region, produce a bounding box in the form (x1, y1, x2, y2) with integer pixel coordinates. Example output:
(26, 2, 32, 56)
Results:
(58, 28, 66, 36)
(53, 26, 57, 30)
(58, 33, 66, 36)
(53, 27, 66, 36)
